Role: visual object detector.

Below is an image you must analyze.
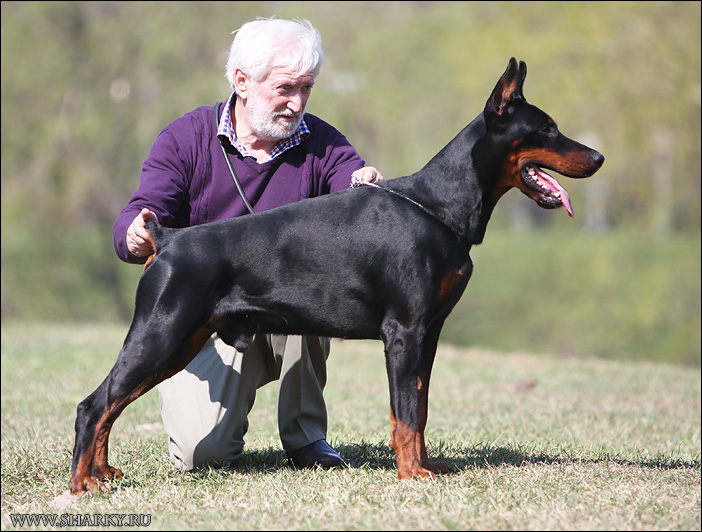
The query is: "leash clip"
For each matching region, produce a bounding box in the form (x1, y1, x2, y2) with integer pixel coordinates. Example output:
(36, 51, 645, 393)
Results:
(350, 174, 369, 188)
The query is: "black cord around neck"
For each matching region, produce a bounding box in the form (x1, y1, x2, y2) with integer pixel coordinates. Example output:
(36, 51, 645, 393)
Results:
(215, 101, 255, 215)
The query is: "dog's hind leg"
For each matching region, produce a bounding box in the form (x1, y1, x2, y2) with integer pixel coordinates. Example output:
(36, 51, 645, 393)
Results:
(70, 322, 213, 495)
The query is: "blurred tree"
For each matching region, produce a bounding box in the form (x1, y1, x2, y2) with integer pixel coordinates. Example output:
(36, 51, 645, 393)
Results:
(1, 1, 699, 365)
(3, 1, 699, 233)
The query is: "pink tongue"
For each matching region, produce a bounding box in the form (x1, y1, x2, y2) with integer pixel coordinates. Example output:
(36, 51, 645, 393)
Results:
(535, 167, 574, 218)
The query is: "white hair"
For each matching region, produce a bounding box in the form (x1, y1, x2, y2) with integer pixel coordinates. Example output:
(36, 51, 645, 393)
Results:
(225, 17, 324, 87)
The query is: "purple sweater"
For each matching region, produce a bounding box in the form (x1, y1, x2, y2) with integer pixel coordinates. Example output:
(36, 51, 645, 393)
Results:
(113, 104, 365, 263)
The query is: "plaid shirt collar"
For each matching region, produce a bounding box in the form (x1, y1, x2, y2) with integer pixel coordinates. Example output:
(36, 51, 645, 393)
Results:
(217, 92, 310, 162)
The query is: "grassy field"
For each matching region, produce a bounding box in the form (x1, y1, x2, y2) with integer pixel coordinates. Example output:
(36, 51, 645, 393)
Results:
(1, 322, 700, 530)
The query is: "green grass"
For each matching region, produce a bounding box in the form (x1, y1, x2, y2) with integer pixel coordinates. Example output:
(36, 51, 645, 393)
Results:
(1, 322, 700, 530)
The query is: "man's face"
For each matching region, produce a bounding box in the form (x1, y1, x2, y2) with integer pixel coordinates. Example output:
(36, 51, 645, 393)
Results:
(244, 66, 315, 142)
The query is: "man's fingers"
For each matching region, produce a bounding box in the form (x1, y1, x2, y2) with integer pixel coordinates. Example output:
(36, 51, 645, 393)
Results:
(140, 208, 157, 223)
(127, 209, 157, 257)
(352, 166, 384, 185)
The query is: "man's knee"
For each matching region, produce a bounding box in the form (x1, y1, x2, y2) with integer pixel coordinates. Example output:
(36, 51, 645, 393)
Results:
(170, 435, 244, 471)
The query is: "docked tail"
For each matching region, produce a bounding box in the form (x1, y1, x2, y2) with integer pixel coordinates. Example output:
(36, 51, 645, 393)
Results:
(145, 218, 166, 244)
(143, 219, 168, 267)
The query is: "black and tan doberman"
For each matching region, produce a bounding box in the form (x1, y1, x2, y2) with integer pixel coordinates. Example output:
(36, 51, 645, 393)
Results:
(70, 58, 604, 494)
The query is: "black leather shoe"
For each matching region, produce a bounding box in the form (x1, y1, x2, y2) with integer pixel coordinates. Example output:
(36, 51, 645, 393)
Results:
(287, 440, 346, 469)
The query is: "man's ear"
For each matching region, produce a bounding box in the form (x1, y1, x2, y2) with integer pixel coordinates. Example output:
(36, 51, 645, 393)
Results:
(234, 69, 249, 98)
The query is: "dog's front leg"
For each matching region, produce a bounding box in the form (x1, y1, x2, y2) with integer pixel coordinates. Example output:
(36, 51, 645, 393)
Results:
(414, 371, 450, 476)
(383, 324, 437, 480)
(415, 327, 451, 476)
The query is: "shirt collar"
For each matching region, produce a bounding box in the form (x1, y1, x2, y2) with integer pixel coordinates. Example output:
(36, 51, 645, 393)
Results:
(217, 92, 310, 162)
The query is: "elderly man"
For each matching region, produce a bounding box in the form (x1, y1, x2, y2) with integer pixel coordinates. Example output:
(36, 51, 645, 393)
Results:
(113, 16, 382, 471)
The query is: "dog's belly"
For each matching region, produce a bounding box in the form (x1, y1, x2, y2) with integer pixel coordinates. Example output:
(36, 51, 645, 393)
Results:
(211, 279, 391, 341)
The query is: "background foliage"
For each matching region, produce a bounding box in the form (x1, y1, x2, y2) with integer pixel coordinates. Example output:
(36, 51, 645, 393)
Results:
(1, 2, 700, 365)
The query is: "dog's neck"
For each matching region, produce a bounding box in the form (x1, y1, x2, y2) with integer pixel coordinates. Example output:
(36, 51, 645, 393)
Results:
(384, 115, 497, 246)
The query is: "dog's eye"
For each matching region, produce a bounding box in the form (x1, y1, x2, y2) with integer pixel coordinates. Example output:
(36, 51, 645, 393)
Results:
(540, 123, 558, 136)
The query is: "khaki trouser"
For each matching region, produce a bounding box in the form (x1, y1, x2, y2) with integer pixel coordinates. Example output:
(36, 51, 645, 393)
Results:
(157, 333, 330, 470)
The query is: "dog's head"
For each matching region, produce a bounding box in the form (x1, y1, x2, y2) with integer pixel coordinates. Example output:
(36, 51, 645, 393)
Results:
(483, 58, 604, 217)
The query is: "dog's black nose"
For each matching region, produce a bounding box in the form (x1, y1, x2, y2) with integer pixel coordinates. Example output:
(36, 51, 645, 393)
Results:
(591, 151, 605, 167)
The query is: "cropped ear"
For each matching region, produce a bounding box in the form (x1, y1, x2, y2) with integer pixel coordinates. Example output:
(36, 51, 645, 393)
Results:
(486, 58, 527, 117)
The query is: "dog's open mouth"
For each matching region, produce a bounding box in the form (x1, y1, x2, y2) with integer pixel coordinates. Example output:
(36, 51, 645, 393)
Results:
(520, 164, 574, 218)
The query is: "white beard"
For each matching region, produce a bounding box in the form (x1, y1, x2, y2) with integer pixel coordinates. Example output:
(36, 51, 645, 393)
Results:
(245, 89, 304, 141)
